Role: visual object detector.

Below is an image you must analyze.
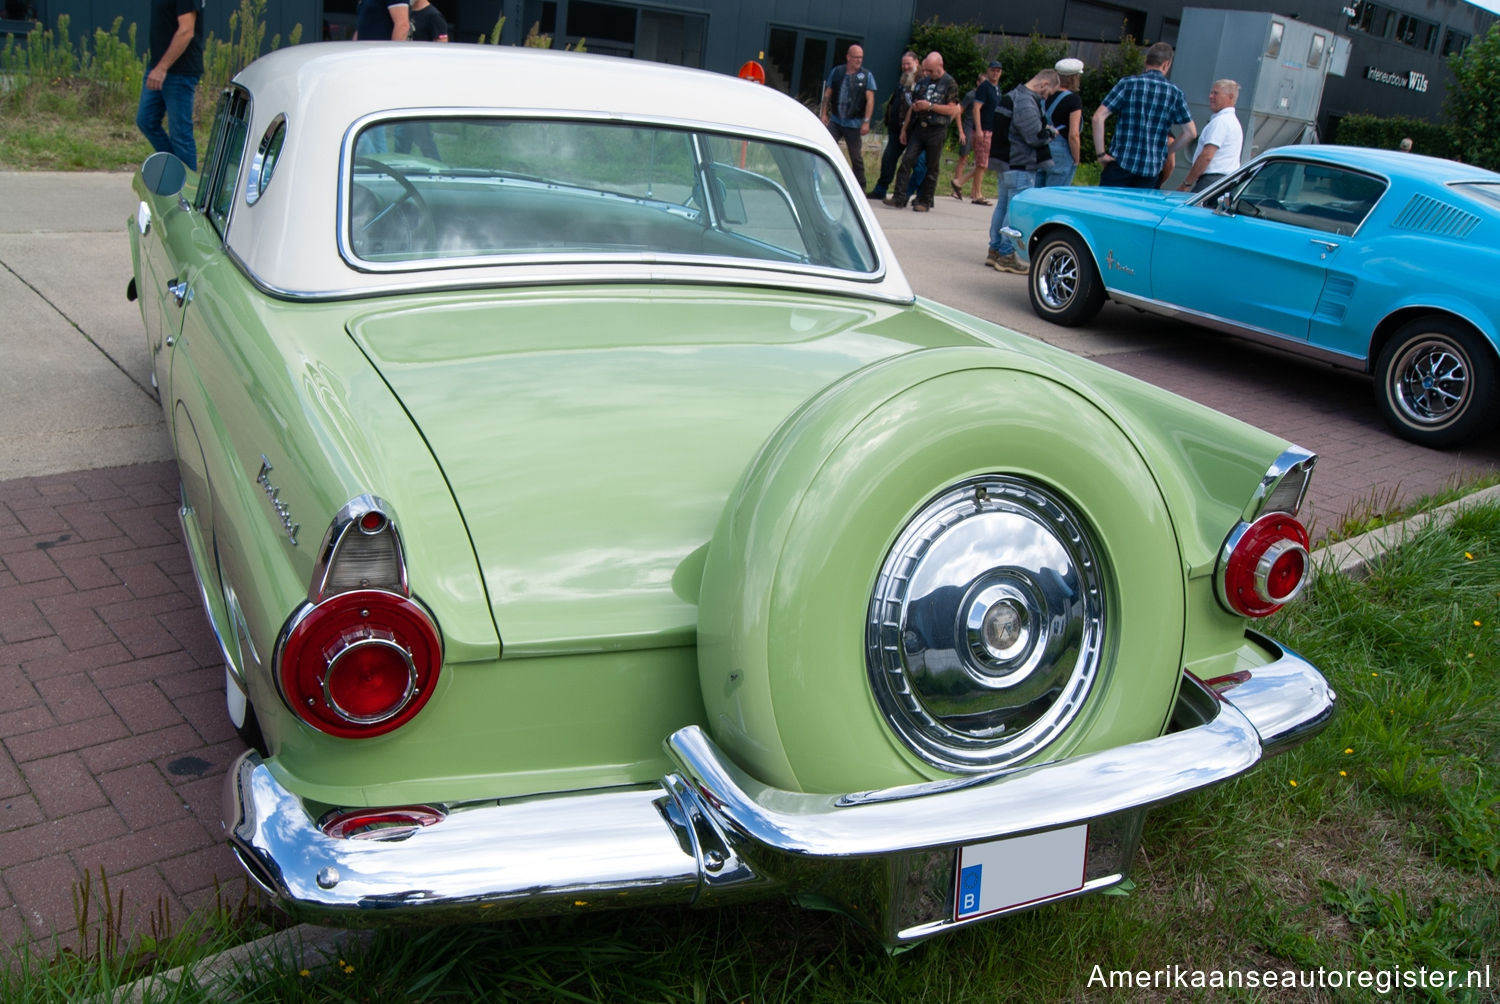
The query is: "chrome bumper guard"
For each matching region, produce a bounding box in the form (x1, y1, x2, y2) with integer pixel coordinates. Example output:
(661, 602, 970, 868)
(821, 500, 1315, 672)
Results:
(225, 633, 1334, 944)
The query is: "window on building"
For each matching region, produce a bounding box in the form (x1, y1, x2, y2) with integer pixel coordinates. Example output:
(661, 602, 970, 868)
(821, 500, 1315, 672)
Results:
(1349, 1, 1411, 39)
(1061, 1, 1146, 46)
(1393, 13, 1438, 51)
(765, 26, 856, 108)
(1441, 28, 1470, 56)
(522, 1, 558, 37)
(558, 1, 706, 65)
(1308, 33, 1326, 69)
(1266, 20, 1283, 58)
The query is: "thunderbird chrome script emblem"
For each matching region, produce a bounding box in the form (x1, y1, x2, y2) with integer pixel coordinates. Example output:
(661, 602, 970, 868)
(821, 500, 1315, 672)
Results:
(1105, 251, 1134, 275)
(256, 456, 300, 545)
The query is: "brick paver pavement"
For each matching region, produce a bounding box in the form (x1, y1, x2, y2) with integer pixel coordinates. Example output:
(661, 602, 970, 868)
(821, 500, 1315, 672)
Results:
(1095, 335, 1500, 536)
(0, 462, 246, 957)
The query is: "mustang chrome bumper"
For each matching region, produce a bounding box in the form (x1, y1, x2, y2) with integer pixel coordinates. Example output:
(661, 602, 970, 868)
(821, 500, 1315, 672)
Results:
(224, 632, 1334, 944)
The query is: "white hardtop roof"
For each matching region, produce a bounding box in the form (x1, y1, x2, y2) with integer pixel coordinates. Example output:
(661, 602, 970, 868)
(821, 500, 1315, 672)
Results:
(221, 43, 912, 303)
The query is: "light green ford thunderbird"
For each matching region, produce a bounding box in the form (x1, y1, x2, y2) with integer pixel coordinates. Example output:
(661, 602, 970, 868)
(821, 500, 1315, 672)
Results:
(126, 42, 1334, 945)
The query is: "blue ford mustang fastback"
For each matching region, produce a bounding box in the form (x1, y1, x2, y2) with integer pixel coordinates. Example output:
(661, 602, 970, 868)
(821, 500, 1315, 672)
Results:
(1007, 146, 1500, 448)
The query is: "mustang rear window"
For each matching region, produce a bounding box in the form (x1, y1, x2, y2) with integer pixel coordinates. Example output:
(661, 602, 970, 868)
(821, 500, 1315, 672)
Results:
(343, 117, 878, 275)
(1452, 181, 1500, 210)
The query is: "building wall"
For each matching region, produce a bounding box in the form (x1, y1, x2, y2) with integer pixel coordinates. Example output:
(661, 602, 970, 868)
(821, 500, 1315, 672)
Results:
(16, 1, 315, 51)
(916, 0, 1494, 134)
(11, 1, 916, 116)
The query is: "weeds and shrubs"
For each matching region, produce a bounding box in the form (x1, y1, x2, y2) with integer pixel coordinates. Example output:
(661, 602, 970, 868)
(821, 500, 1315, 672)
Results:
(0, 0, 300, 169)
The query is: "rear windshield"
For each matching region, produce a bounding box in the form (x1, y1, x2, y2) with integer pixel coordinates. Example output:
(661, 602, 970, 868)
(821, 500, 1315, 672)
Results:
(344, 117, 878, 275)
(1451, 181, 1500, 210)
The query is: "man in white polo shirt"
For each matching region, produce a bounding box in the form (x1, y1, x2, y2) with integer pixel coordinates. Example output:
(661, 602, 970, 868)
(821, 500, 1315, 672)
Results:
(1179, 79, 1242, 193)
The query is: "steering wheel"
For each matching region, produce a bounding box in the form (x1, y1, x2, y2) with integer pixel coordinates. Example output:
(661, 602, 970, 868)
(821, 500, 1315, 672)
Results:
(351, 156, 436, 254)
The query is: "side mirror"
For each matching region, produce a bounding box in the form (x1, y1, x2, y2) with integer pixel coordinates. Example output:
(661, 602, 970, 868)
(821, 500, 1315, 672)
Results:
(141, 151, 187, 198)
(1213, 192, 1234, 218)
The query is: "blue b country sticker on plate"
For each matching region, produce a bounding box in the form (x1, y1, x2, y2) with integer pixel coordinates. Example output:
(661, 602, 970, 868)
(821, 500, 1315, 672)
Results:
(957, 863, 984, 917)
(954, 825, 1088, 921)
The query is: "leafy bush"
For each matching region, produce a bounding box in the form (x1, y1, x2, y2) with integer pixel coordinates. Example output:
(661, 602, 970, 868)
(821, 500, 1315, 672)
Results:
(1446, 21, 1500, 170)
(0, 15, 143, 104)
(200, 0, 304, 124)
(1334, 113, 1456, 159)
(908, 17, 988, 98)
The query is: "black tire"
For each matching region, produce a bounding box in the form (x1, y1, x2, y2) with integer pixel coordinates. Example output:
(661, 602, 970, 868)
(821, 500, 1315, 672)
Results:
(1028, 231, 1105, 326)
(1374, 318, 1499, 448)
(236, 701, 268, 756)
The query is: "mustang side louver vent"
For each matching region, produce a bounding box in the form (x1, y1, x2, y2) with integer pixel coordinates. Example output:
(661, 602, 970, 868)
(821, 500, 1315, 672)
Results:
(1391, 194, 1480, 239)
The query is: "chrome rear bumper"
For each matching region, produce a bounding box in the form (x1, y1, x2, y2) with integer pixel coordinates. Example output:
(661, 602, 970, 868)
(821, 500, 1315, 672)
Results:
(224, 632, 1334, 944)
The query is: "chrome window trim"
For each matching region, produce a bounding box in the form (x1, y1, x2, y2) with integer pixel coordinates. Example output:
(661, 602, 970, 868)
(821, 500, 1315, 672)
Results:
(204, 86, 254, 240)
(334, 107, 886, 283)
(245, 112, 288, 206)
(1187, 156, 1392, 240)
(227, 242, 913, 305)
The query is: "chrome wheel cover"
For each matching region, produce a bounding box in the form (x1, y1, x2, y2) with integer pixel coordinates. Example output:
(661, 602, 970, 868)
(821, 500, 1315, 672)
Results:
(1035, 243, 1079, 312)
(1391, 337, 1470, 427)
(866, 477, 1107, 772)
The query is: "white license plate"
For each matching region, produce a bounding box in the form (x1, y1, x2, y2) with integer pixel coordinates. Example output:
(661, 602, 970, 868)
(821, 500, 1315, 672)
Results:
(954, 824, 1088, 921)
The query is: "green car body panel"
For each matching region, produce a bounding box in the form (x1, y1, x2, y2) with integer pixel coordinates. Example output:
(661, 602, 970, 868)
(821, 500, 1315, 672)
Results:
(138, 236, 1289, 802)
(127, 44, 1334, 942)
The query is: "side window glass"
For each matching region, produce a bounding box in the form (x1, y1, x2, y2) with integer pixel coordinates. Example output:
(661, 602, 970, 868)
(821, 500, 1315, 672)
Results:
(246, 114, 287, 205)
(198, 88, 252, 237)
(1231, 161, 1385, 235)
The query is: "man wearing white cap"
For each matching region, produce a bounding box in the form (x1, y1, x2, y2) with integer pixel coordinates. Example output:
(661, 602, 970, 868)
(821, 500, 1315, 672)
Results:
(1039, 57, 1084, 187)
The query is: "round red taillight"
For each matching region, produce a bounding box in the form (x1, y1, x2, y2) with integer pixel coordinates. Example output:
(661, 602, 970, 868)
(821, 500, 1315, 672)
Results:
(319, 805, 446, 841)
(1219, 513, 1311, 618)
(279, 589, 442, 738)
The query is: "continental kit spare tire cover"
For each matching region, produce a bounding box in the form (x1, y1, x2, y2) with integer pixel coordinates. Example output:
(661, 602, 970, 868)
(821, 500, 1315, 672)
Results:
(696, 347, 1185, 794)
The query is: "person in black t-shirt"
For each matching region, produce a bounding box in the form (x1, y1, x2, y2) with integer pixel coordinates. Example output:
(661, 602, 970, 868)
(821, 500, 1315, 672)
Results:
(409, 0, 450, 41)
(136, 0, 205, 170)
(888, 52, 960, 211)
(1039, 57, 1085, 187)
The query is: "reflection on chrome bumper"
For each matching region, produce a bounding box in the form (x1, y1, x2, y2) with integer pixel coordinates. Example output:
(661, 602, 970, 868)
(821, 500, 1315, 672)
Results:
(225, 632, 1334, 945)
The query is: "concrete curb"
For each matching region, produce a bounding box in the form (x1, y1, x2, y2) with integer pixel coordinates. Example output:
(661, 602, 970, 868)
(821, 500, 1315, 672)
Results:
(1313, 483, 1500, 579)
(101, 924, 373, 1003)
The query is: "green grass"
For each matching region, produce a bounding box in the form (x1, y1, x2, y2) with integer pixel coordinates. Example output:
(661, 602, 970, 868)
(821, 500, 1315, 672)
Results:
(8, 498, 1492, 1002)
(0, 79, 161, 171)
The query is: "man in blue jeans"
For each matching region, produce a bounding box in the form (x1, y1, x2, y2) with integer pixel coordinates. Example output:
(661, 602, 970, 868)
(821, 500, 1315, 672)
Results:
(136, 0, 205, 171)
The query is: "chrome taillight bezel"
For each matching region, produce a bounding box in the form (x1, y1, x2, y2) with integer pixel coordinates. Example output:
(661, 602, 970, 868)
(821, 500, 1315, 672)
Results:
(275, 497, 443, 738)
(1217, 448, 1317, 619)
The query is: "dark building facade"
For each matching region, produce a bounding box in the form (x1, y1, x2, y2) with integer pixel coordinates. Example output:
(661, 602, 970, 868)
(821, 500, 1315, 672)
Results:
(5, 1, 919, 112)
(917, 0, 1495, 135)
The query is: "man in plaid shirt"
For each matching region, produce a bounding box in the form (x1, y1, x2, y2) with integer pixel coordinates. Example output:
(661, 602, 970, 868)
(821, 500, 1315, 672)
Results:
(1091, 42, 1197, 188)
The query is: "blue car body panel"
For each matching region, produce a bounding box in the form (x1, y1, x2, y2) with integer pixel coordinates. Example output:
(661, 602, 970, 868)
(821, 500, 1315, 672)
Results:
(1009, 146, 1500, 372)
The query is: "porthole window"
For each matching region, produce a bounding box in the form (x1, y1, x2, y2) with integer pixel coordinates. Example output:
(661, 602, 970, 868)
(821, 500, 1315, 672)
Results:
(246, 115, 287, 205)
